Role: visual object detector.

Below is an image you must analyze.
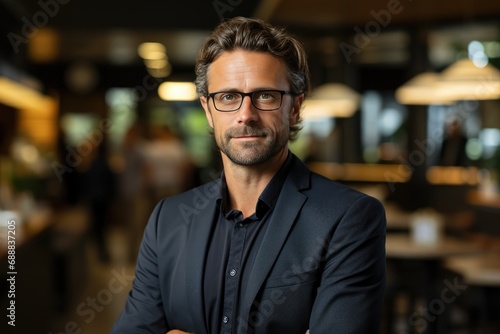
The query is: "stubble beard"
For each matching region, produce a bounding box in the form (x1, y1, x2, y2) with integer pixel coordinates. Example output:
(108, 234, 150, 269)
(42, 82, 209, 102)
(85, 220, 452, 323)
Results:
(215, 124, 289, 166)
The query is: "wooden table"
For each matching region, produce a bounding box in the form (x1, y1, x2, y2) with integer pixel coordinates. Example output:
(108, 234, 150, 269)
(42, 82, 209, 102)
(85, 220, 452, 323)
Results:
(386, 234, 483, 259)
(444, 253, 500, 331)
(444, 253, 500, 287)
(385, 234, 483, 334)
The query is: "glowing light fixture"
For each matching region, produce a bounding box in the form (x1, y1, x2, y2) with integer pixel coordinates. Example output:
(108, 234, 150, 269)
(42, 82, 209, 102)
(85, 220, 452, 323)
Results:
(137, 42, 166, 60)
(303, 83, 360, 119)
(395, 72, 455, 105)
(144, 58, 169, 69)
(138, 42, 171, 78)
(158, 82, 197, 101)
(437, 58, 500, 101)
(396, 59, 500, 105)
(0, 76, 55, 113)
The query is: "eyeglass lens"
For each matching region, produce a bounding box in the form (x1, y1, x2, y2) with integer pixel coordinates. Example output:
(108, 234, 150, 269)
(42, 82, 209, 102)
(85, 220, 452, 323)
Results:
(212, 90, 284, 111)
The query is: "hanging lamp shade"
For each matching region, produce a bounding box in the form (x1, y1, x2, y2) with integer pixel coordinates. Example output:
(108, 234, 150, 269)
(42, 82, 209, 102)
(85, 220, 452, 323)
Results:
(302, 83, 360, 119)
(395, 72, 455, 105)
(436, 58, 500, 101)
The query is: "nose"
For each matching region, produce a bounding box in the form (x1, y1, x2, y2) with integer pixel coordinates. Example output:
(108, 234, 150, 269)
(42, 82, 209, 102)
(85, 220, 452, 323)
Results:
(237, 95, 259, 124)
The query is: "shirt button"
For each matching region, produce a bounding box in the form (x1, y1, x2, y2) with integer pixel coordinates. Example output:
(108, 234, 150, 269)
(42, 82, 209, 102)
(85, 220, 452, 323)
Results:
(229, 268, 237, 277)
(222, 316, 229, 324)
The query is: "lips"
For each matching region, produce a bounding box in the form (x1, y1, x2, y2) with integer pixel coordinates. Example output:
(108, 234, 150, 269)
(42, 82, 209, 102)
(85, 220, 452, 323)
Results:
(233, 134, 263, 139)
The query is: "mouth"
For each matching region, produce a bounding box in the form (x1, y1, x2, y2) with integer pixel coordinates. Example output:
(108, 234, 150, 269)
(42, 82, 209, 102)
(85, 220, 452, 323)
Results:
(231, 129, 266, 139)
(232, 135, 264, 141)
(227, 126, 267, 142)
(233, 134, 263, 138)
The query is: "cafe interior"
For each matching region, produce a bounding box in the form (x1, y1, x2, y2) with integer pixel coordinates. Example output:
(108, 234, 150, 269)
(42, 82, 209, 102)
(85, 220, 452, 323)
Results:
(1, 0, 500, 333)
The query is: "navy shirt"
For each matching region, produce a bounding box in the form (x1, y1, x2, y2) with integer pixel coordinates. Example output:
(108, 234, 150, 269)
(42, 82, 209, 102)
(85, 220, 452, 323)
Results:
(203, 152, 293, 334)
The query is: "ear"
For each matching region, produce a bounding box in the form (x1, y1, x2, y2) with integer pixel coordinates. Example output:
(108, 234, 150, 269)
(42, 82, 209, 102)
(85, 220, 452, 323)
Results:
(200, 96, 214, 128)
(290, 93, 304, 125)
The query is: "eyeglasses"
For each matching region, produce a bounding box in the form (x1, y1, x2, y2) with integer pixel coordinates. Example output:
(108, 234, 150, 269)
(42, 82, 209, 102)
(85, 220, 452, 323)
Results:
(207, 90, 293, 112)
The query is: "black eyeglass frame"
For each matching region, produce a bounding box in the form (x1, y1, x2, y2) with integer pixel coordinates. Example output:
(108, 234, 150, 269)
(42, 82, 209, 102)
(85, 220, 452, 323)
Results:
(206, 90, 295, 112)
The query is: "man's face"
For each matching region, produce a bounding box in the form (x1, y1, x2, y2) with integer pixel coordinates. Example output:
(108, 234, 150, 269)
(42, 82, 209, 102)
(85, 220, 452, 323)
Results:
(200, 50, 303, 166)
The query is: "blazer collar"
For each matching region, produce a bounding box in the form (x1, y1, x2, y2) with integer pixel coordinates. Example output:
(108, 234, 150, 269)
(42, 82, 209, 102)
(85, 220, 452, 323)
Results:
(185, 180, 221, 333)
(185, 154, 311, 331)
(242, 154, 311, 315)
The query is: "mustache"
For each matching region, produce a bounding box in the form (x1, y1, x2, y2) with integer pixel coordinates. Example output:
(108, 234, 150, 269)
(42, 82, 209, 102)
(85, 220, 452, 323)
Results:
(226, 126, 268, 138)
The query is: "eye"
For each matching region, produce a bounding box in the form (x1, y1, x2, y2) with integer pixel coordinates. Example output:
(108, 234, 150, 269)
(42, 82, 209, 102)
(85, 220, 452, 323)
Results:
(218, 93, 239, 102)
(255, 90, 279, 102)
(257, 91, 275, 100)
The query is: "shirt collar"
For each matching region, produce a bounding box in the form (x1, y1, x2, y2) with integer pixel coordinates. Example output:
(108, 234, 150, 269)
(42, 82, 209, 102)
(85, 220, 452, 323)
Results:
(216, 151, 293, 219)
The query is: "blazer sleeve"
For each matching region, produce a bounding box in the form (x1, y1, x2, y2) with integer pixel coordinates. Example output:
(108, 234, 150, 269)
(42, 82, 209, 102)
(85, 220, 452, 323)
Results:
(111, 200, 169, 334)
(309, 195, 386, 334)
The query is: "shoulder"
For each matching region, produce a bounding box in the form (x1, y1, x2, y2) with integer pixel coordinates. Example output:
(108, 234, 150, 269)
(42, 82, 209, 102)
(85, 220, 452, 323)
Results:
(148, 178, 221, 227)
(310, 171, 367, 199)
(299, 170, 385, 224)
(160, 178, 221, 206)
(287, 154, 383, 208)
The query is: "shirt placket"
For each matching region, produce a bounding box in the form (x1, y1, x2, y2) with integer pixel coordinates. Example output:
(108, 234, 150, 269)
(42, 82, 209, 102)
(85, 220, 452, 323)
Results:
(221, 219, 247, 334)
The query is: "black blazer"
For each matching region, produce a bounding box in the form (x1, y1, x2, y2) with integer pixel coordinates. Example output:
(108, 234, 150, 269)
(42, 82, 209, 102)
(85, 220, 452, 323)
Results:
(112, 154, 386, 333)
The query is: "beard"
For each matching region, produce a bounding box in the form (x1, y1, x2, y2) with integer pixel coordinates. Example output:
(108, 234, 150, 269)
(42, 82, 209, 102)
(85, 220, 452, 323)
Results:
(215, 124, 289, 166)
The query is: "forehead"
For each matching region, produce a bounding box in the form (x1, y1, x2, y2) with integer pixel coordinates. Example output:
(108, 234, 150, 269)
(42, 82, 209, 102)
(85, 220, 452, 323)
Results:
(207, 50, 289, 91)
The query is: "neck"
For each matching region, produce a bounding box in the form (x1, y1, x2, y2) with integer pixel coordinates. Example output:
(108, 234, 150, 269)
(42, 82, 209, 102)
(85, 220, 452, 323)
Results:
(222, 149, 288, 217)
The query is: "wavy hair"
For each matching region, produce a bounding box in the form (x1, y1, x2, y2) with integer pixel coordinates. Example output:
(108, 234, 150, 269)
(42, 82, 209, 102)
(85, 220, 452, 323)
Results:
(195, 17, 310, 141)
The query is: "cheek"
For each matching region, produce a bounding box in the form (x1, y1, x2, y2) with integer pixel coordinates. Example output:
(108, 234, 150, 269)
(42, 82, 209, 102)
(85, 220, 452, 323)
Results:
(281, 109, 294, 126)
(268, 113, 289, 132)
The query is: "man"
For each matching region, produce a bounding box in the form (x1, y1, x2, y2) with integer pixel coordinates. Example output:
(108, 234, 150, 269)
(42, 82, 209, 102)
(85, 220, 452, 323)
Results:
(112, 17, 386, 334)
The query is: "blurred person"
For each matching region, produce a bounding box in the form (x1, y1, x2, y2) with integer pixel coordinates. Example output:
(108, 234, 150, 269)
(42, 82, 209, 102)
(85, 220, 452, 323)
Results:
(112, 17, 386, 334)
(119, 123, 151, 262)
(142, 124, 193, 207)
(438, 117, 470, 166)
(81, 139, 116, 263)
(56, 128, 84, 206)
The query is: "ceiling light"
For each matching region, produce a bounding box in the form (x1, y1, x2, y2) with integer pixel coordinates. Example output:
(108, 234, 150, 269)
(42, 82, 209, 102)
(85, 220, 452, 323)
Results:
(396, 59, 500, 105)
(303, 83, 360, 119)
(158, 82, 197, 101)
(137, 42, 166, 60)
(0, 76, 55, 113)
(395, 72, 455, 105)
(437, 58, 500, 101)
(144, 58, 169, 69)
(144, 58, 172, 78)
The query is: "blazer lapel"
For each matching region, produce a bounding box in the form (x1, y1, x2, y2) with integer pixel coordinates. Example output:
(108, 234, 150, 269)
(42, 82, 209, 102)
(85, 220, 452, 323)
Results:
(185, 181, 220, 332)
(242, 157, 310, 316)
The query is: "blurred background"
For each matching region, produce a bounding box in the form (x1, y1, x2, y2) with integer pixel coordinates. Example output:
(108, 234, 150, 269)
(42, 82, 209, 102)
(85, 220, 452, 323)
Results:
(1, 0, 500, 333)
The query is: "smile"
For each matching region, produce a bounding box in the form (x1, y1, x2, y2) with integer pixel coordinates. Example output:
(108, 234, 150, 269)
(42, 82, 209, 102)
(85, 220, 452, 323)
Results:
(233, 135, 263, 140)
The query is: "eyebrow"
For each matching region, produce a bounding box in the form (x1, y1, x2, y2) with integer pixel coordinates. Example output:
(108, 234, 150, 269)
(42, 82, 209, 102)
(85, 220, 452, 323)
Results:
(210, 86, 286, 93)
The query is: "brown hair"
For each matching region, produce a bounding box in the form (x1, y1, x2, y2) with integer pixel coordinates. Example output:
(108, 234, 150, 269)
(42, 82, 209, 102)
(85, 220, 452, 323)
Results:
(195, 16, 310, 140)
